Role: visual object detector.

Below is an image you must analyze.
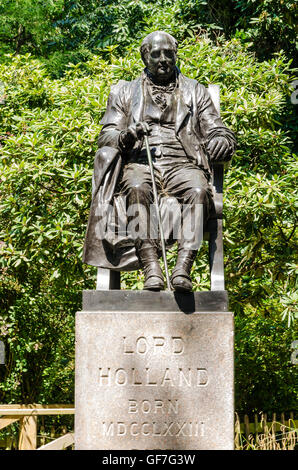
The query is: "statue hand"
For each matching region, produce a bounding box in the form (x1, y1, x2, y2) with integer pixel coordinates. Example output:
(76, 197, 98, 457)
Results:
(119, 122, 151, 149)
(207, 136, 231, 162)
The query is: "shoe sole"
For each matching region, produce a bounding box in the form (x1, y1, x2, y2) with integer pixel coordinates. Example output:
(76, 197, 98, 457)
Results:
(173, 285, 192, 293)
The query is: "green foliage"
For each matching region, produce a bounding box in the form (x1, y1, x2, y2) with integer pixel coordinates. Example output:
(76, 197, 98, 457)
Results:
(0, 38, 297, 413)
(235, 314, 297, 414)
(234, 0, 298, 61)
(1, 0, 296, 76)
(0, 0, 64, 54)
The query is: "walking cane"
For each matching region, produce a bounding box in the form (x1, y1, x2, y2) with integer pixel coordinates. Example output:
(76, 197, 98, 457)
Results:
(144, 133, 172, 291)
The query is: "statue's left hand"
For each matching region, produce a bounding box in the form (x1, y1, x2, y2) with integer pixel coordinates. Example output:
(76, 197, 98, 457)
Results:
(207, 136, 231, 162)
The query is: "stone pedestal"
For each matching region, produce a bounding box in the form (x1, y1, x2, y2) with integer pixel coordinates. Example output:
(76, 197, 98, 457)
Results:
(75, 290, 234, 450)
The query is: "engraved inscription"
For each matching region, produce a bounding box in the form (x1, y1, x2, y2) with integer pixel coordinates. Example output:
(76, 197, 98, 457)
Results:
(101, 421, 205, 437)
(128, 399, 179, 414)
(97, 333, 209, 442)
(123, 336, 184, 355)
(98, 367, 209, 387)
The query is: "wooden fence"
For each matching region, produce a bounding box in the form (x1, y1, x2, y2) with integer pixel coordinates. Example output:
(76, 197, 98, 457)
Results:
(0, 404, 74, 450)
(0, 405, 297, 450)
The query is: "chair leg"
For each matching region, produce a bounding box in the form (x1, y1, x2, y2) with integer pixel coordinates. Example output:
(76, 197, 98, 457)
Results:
(96, 268, 121, 290)
(209, 219, 225, 291)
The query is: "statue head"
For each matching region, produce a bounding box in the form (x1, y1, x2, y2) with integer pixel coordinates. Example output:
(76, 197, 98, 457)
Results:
(140, 31, 178, 83)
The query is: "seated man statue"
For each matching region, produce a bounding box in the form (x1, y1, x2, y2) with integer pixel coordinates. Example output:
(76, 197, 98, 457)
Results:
(83, 31, 236, 292)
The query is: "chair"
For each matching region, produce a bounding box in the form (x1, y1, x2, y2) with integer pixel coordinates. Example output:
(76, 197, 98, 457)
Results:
(95, 84, 226, 291)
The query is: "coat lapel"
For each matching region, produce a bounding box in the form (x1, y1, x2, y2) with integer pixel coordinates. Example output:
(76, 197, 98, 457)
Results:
(175, 72, 193, 134)
(131, 76, 144, 123)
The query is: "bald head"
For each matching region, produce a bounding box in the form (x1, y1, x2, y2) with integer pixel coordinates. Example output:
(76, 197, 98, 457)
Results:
(140, 31, 178, 61)
(140, 31, 178, 83)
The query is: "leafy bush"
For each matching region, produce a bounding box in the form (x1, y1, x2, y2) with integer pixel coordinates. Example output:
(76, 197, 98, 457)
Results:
(235, 314, 297, 414)
(234, 0, 297, 62)
(1, 1, 296, 68)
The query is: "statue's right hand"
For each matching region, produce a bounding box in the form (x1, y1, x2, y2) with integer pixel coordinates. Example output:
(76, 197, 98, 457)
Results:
(119, 121, 150, 149)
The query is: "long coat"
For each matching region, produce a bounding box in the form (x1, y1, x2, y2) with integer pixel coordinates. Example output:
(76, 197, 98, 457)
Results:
(82, 70, 236, 270)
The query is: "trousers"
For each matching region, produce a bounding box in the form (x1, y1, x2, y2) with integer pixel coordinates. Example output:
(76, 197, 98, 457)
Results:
(119, 156, 214, 250)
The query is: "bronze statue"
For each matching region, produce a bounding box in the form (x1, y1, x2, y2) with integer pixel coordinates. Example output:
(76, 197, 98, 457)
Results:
(83, 31, 236, 292)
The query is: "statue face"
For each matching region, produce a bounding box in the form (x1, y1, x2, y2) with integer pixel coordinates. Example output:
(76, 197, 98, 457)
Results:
(144, 34, 176, 82)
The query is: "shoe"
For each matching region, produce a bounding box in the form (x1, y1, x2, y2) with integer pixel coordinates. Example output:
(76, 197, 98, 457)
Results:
(143, 263, 164, 290)
(136, 241, 164, 291)
(171, 248, 197, 292)
(171, 267, 192, 292)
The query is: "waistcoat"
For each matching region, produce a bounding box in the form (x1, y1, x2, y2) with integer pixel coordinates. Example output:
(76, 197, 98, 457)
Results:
(138, 79, 187, 159)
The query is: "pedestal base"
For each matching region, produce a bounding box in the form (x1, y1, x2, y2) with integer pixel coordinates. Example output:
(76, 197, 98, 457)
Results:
(75, 290, 234, 450)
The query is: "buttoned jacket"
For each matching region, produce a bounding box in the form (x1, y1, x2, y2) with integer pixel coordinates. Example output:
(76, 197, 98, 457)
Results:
(98, 70, 235, 176)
